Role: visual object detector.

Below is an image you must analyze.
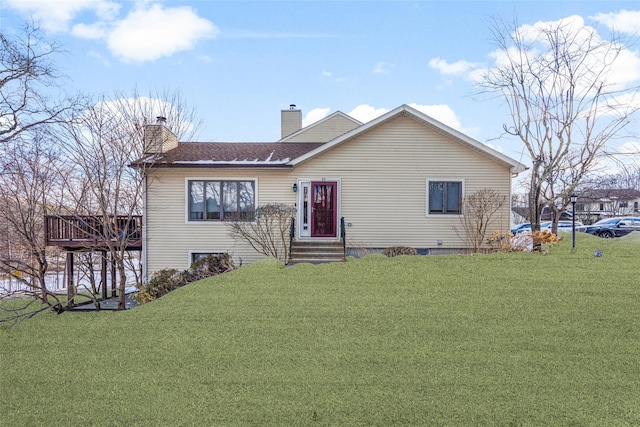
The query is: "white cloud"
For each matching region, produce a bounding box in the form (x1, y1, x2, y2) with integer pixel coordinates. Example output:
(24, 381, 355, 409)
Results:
(485, 142, 505, 154)
(481, 15, 640, 96)
(433, 14, 640, 99)
(321, 71, 333, 78)
(5, 0, 120, 33)
(373, 62, 395, 75)
(347, 105, 389, 123)
(408, 103, 463, 131)
(6, 1, 217, 63)
(590, 140, 640, 174)
(428, 57, 479, 76)
(107, 4, 218, 63)
(619, 141, 640, 154)
(591, 9, 640, 35)
(345, 103, 466, 132)
(72, 22, 108, 40)
(303, 108, 331, 127)
(606, 48, 640, 90)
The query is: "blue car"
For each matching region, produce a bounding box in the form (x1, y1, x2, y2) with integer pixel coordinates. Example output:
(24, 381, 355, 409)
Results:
(510, 223, 531, 234)
(576, 217, 640, 238)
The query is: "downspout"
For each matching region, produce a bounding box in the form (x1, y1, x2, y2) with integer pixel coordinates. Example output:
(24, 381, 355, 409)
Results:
(142, 175, 148, 283)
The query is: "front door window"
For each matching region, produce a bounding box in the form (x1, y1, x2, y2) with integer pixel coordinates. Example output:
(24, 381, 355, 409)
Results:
(298, 180, 338, 238)
(311, 181, 337, 237)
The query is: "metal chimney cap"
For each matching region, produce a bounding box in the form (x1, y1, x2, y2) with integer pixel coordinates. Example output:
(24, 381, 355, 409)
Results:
(289, 104, 296, 110)
(156, 116, 167, 124)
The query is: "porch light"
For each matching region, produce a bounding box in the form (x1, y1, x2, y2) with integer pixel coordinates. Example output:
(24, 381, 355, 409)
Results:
(292, 183, 298, 192)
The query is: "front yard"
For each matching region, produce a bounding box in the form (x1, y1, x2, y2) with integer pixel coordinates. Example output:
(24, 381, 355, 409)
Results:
(2, 232, 639, 425)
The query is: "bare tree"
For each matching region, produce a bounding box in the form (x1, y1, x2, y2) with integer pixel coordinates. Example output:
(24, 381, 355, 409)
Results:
(456, 189, 508, 252)
(57, 89, 201, 309)
(479, 16, 640, 234)
(226, 204, 297, 263)
(0, 20, 80, 145)
(594, 162, 640, 192)
(0, 133, 65, 306)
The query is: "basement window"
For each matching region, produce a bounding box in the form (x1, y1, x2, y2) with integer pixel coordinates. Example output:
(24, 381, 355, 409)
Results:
(191, 252, 223, 264)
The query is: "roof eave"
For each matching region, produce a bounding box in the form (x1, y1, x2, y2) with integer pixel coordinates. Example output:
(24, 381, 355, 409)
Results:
(140, 162, 294, 169)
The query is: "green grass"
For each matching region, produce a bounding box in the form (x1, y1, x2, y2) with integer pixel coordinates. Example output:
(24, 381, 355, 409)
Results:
(2, 233, 640, 426)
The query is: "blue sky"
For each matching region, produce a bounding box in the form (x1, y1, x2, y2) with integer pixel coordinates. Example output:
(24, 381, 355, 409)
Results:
(1, 0, 639, 171)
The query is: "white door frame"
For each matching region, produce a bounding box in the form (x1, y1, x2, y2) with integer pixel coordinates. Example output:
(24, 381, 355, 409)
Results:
(296, 179, 341, 239)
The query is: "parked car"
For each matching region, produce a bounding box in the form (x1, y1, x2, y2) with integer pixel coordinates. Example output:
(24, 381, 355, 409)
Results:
(510, 223, 531, 234)
(546, 220, 584, 232)
(510, 221, 583, 235)
(576, 217, 640, 238)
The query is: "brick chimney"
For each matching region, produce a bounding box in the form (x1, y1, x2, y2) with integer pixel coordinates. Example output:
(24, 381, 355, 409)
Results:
(144, 116, 178, 154)
(281, 104, 302, 138)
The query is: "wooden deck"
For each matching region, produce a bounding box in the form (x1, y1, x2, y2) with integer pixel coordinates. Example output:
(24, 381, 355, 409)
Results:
(44, 215, 142, 250)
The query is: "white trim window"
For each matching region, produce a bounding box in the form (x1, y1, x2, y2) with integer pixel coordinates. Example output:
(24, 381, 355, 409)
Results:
(188, 180, 255, 221)
(427, 180, 463, 215)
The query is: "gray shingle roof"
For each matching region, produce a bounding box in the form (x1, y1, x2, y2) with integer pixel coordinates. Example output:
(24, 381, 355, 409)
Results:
(144, 142, 324, 168)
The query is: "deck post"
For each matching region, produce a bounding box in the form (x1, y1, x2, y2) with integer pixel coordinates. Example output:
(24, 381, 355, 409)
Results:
(101, 251, 108, 300)
(66, 252, 74, 309)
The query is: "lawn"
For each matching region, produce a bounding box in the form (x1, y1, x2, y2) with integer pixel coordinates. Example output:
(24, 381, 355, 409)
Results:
(2, 233, 640, 426)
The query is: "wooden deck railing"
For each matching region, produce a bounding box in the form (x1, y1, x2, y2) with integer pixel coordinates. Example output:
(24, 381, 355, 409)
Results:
(44, 215, 142, 250)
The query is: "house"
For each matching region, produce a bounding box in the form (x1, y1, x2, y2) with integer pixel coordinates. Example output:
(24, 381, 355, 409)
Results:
(138, 104, 527, 279)
(574, 188, 640, 223)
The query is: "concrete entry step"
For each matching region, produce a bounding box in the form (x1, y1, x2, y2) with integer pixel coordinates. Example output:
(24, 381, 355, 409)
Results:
(289, 240, 345, 264)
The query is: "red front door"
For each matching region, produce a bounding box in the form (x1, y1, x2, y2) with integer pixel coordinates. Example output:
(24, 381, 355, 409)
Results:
(311, 181, 337, 237)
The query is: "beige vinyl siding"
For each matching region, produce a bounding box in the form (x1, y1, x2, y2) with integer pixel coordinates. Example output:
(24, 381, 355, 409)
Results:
(292, 115, 512, 249)
(281, 109, 302, 139)
(145, 169, 297, 275)
(284, 114, 360, 143)
(145, 114, 514, 276)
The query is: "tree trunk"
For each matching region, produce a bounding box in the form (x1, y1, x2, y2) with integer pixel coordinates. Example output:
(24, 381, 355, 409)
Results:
(117, 261, 127, 310)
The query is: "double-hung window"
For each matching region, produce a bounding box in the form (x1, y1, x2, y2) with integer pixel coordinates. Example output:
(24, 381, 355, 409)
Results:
(428, 181, 462, 215)
(188, 180, 255, 221)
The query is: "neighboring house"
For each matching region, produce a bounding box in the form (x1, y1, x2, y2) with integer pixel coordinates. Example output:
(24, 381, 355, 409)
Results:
(575, 188, 640, 223)
(138, 104, 527, 279)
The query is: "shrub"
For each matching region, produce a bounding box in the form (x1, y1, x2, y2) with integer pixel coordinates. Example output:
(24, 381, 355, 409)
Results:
(226, 203, 296, 263)
(382, 246, 417, 257)
(456, 188, 508, 252)
(487, 230, 514, 252)
(134, 253, 235, 304)
(134, 269, 185, 304)
(182, 253, 235, 283)
(532, 230, 562, 245)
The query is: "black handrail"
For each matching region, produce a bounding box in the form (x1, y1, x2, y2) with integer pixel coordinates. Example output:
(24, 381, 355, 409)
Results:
(340, 217, 346, 260)
(288, 217, 295, 264)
